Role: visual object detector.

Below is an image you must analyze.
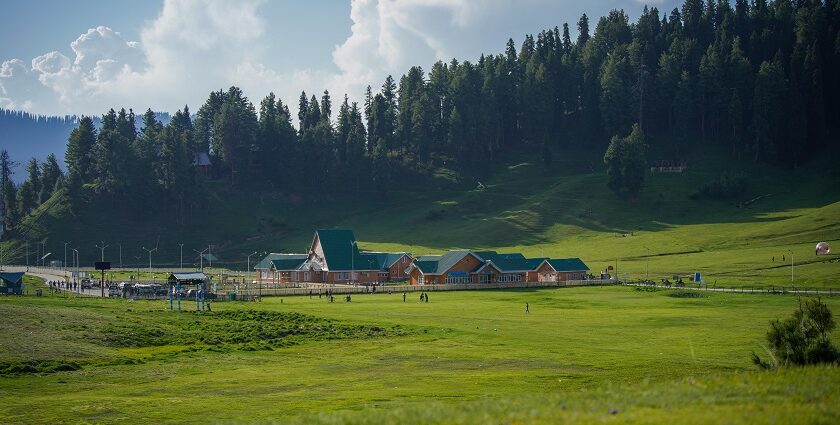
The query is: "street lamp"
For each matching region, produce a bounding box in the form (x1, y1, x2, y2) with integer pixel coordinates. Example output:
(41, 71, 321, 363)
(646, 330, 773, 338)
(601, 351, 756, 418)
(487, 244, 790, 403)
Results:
(178, 243, 184, 271)
(247, 251, 259, 277)
(142, 246, 158, 273)
(71, 248, 79, 288)
(117, 243, 122, 268)
(95, 241, 109, 262)
(350, 241, 357, 285)
(644, 246, 650, 281)
(790, 250, 795, 284)
(63, 242, 70, 273)
(194, 247, 209, 271)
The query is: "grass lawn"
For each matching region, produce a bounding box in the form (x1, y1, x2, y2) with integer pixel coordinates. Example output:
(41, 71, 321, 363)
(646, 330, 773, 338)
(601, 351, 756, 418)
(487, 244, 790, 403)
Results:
(0, 285, 838, 423)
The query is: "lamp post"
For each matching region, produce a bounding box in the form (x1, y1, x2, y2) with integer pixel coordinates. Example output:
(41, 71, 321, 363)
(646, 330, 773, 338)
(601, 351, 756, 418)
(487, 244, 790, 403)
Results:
(178, 243, 184, 271)
(194, 247, 209, 271)
(247, 251, 259, 280)
(350, 241, 357, 285)
(63, 242, 70, 273)
(790, 251, 795, 284)
(117, 243, 122, 268)
(72, 248, 79, 290)
(95, 242, 109, 262)
(644, 246, 650, 281)
(142, 246, 158, 273)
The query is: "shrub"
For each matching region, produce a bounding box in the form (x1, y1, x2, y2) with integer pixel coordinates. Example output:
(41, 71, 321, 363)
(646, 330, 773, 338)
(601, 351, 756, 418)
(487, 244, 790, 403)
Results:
(694, 172, 747, 200)
(752, 298, 840, 368)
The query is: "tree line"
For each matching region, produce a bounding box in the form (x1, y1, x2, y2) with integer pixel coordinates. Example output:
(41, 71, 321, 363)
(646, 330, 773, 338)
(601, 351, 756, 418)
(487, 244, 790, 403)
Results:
(1, 0, 839, 230)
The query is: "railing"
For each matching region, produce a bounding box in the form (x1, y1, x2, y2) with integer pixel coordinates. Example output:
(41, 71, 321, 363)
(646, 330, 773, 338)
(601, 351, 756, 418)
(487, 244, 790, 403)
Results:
(625, 281, 839, 297)
(233, 278, 617, 298)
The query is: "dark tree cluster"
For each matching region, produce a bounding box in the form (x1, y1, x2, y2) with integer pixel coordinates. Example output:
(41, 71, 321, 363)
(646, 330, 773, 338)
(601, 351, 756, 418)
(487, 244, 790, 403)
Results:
(2, 0, 839, 230)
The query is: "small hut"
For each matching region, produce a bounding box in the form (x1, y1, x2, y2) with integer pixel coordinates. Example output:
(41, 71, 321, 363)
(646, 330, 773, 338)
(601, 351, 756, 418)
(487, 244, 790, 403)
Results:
(0, 272, 25, 295)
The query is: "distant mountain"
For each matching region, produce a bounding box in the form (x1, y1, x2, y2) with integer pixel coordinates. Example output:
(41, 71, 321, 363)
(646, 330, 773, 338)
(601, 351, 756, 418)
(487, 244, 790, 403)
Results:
(0, 108, 171, 183)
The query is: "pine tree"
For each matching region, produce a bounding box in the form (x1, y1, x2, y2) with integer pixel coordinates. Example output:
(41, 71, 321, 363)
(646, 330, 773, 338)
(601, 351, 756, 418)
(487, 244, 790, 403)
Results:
(65, 116, 97, 183)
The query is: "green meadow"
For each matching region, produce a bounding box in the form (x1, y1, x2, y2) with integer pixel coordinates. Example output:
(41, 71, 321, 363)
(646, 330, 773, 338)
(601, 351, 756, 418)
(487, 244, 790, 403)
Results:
(1, 282, 838, 424)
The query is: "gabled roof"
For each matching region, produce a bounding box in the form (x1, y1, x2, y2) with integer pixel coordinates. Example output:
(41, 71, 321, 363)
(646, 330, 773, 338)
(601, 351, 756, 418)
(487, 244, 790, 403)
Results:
(315, 229, 378, 271)
(367, 252, 410, 271)
(413, 257, 442, 274)
(546, 258, 589, 272)
(270, 255, 308, 271)
(255, 253, 307, 270)
(412, 250, 477, 275)
(0, 272, 24, 285)
(169, 272, 209, 282)
(474, 251, 538, 272)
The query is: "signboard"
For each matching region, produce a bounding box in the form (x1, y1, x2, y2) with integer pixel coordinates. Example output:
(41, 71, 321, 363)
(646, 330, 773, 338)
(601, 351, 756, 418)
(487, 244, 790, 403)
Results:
(693, 272, 701, 282)
(95, 261, 112, 271)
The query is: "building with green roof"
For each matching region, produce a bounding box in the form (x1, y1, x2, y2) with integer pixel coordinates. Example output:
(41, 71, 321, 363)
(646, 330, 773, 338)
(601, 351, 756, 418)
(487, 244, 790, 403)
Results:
(255, 230, 413, 285)
(406, 250, 589, 285)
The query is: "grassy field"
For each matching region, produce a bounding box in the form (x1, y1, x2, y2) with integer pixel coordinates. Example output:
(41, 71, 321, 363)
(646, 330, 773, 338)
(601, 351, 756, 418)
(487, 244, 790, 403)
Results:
(1, 284, 838, 423)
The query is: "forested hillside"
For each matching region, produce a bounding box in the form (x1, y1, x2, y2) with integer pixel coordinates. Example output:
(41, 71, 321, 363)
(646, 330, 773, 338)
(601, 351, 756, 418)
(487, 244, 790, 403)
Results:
(0, 0, 839, 267)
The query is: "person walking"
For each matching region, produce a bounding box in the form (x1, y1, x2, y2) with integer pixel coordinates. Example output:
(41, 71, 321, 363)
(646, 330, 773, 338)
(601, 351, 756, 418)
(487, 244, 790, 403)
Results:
(525, 302, 530, 314)
(425, 293, 429, 303)
(403, 292, 406, 302)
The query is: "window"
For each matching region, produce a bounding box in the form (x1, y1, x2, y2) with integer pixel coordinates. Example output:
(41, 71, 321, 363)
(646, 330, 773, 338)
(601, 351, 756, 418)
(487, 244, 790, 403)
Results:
(497, 273, 522, 282)
(445, 274, 471, 284)
(418, 275, 425, 284)
(334, 272, 350, 281)
(304, 272, 310, 281)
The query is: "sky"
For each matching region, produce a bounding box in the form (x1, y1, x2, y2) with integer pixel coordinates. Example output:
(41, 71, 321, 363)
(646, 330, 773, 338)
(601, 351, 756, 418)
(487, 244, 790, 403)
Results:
(0, 0, 681, 118)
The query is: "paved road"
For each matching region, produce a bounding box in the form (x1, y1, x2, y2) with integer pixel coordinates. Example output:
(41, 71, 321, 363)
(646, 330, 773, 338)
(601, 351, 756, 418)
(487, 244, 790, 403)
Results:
(4, 266, 108, 297)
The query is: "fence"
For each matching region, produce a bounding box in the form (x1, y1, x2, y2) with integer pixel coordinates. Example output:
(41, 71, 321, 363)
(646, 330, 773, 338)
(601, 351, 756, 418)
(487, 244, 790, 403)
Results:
(625, 281, 839, 297)
(230, 278, 617, 299)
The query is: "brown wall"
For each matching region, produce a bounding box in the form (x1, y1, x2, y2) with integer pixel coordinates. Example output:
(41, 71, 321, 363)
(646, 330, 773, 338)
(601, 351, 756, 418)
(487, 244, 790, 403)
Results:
(388, 255, 412, 280)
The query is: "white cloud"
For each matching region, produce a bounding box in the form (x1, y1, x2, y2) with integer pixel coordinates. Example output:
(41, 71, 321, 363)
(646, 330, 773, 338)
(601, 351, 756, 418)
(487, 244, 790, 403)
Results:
(0, 0, 679, 117)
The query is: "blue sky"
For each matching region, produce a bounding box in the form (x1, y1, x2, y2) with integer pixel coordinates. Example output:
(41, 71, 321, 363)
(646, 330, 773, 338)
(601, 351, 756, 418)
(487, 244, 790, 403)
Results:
(0, 0, 681, 117)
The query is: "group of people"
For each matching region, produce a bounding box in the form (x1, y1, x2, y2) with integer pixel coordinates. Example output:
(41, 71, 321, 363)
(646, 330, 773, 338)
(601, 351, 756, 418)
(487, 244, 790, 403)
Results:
(771, 255, 787, 262)
(48, 280, 76, 291)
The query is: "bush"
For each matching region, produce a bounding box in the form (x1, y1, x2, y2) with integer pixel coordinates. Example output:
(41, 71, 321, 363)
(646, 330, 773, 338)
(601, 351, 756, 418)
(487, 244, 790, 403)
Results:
(752, 298, 840, 368)
(694, 172, 747, 200)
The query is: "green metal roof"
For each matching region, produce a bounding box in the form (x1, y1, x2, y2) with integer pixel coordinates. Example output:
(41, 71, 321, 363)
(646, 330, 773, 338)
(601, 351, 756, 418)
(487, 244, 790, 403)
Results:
(367, 252, 409, 271)
(270, 256, 308, 271)
(411, 249, 586, 276)
(547, 258, 589, 272)
(316, 229, 379, 271)
(474, 251, 536, 272)
(255, 253, 306, 270)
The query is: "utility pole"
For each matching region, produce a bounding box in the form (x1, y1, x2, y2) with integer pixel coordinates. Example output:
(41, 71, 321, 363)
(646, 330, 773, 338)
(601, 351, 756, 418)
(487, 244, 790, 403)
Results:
(178, 243, 184, 271)
(26, 241, 29, 269)
(117, 243, 122, 268)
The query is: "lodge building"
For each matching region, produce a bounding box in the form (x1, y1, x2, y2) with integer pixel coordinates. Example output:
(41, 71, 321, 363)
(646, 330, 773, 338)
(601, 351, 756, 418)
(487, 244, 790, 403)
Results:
(254, 229, 589, 286)
(254, 229, 412, 285)
(406, 250, 588, 285)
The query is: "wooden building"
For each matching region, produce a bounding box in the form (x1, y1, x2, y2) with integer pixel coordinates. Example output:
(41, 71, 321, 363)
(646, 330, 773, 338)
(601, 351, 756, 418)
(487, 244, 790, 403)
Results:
(406, 250, 588, 285)
(254, 230, 413, 285)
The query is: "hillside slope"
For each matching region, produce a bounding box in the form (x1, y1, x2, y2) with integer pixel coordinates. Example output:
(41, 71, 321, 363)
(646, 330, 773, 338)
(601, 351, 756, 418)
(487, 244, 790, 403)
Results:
(3, 145, 839, 287)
